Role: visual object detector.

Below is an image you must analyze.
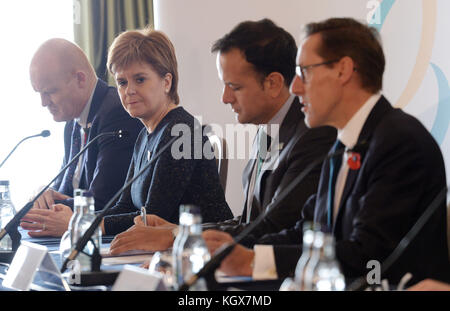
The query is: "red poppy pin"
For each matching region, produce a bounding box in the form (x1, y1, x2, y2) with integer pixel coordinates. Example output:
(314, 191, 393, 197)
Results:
(347, 152, 361, 170)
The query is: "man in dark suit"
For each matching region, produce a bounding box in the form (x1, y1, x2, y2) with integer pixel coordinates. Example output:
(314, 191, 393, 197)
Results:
(19, 38, 143, 237)
(108, 19, 336, 255)
(201, 19, 336, 238)
(203, 18, 450, 286)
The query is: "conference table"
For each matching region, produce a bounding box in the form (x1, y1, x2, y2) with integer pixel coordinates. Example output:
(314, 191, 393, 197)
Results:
(0, 229, 282, 291)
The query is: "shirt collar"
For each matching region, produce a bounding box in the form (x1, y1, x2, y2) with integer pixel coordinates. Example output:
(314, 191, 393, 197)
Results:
(338, 93, 381, 149)
(261, 94, 295, 137)
(75, 78, 98, 129)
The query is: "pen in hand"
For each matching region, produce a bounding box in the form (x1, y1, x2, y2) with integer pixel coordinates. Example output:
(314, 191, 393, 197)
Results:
(141, 207, 147, 226)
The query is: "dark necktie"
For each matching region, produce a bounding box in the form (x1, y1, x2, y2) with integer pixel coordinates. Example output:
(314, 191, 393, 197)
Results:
(59, 122, 81, 196)
(327, 140, 345, 227)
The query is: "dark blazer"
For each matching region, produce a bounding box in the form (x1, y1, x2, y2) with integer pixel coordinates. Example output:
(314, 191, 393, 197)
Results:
(259, 96, 450, 285)
(103, 107, 233, 235)
(53, 79, 144, 210)
(203, 98, 336, 239)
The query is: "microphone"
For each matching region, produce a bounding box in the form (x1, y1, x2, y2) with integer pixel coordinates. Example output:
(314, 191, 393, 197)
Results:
(347, 185, 449, 291)
(0, 130, 51, 169)
(178, 140, 369, 291)
(0, 129, 126, 246)
(60, 134, 180, 273)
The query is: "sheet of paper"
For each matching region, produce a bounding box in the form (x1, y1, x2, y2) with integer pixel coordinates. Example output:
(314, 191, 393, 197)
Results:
(100, 246, 154, 258)
(101, 254, 153, 266)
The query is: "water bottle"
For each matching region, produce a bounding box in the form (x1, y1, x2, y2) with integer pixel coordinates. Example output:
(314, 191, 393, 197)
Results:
(0, 180, 16, 252)
(172, 205, 189, 289)
(59, 189, 83, 262)
(293, 222, 316, 290)
(72, 190, 102, 271)
(304, 232, 346, 291)
(174, 205, 210, 291)
(303, 230, 324, 290)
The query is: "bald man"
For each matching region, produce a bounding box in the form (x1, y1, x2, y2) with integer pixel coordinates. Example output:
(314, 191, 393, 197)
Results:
(20, 38, 143, 237)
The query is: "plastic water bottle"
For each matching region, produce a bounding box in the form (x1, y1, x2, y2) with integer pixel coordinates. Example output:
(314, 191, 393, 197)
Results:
(304, 232, 346, 291)
(303, 230, 324, 290)
(174, 205, 210, 291)
(172, 205, 189, 289)
(293, 222, 316, 290)
(59, 189, 83, 262)
(72, 190, 102, 271)
(0, 180, 16, 252)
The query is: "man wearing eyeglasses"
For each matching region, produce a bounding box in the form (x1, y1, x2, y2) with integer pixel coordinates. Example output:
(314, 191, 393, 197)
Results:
(202, 17, 449, 287)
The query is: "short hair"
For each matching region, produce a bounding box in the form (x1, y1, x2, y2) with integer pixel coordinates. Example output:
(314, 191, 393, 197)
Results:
(107, 28, 179, 105)
(212, 18, 297, 87)
(304, 18, 385, 93)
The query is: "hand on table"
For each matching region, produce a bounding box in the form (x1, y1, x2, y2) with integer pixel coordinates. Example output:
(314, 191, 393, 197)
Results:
(20, 203, 73, 237)
(202, 229, 254, 277)
(109, 225, 174, 255)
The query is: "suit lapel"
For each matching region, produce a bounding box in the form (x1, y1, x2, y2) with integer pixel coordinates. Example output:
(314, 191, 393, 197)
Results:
(252, 98, 306, 214)
(241, 134, 258, 221)
(79, 80, 109, 188)
(334, 96, 393, 229)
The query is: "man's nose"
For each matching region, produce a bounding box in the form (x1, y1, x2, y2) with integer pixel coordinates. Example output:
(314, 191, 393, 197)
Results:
(289, 75, 305, 97)
(40, 94, 50, 107)
(221, 85, 235, 105)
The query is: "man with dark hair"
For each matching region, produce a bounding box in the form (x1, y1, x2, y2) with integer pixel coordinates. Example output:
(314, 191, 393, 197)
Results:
(203, 17, 449, 287)
(202, 18, 336, 237)
(108, 19, 336, 255)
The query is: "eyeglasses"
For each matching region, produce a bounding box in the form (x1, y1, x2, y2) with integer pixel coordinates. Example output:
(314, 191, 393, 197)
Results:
(295, 59, 340, 82)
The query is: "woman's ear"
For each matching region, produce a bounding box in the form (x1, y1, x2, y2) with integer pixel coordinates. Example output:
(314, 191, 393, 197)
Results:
(164, 73, 173, 93)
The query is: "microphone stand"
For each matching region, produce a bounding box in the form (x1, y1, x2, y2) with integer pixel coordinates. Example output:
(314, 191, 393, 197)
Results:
(60, 135, 179, 274)
(179, 144, 359, 291)
(347, 186, 449, 291)
(0, 130, 50, 169)
(0, 130, 126, 263)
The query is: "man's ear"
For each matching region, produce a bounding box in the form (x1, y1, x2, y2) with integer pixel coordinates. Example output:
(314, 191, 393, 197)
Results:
(75, 71, 87, 88)
(336, 56, 356, 85)
(264, 72, 285, 98)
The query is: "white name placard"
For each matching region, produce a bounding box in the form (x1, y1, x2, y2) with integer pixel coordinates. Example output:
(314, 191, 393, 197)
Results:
(112, 264, 166, 291)
(3, 241, 67, 291)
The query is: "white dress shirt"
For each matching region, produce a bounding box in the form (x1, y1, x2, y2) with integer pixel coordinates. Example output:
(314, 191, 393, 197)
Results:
(246, 94, 295, 223)
(72, 79, 98, 190)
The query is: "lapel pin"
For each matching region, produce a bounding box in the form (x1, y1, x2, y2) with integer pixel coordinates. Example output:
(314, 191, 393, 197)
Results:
(347, 152, 361, 170)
